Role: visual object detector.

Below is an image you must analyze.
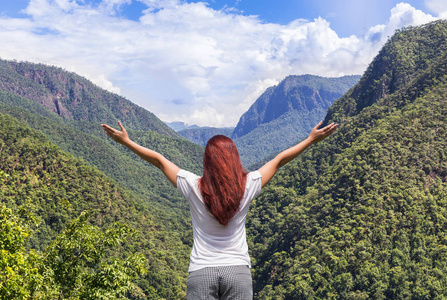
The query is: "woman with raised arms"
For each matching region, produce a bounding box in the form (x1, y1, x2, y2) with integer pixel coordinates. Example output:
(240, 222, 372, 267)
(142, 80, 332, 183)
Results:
(101, 120, 337, 299)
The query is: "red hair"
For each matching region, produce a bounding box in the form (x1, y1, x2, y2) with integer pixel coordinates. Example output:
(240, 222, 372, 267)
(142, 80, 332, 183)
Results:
(199, 135, 248, 226)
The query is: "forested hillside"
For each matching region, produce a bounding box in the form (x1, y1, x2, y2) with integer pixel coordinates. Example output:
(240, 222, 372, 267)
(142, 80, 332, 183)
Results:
(0, 114, 192, 298)
(247, 20, 447, 299)
(0, 61, 205, 214)
(2, 18, 447, 300)
(232, 75, 360, 166)
(0, 59, 206, 298)
(0, 59, 176, 136)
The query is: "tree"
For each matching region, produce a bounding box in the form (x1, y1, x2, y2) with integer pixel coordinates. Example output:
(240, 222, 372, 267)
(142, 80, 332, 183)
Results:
(0, 204, 147, 299)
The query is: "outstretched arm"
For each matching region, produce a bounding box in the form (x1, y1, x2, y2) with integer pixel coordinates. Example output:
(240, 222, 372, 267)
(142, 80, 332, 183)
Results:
(101, 121, 180, 187)
(257, 121, 338, 187)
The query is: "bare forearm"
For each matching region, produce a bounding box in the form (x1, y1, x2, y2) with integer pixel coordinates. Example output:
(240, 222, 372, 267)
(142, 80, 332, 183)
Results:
(121, 138, 164, 169)
(276, 137, 314, 168)
(121, 138, 180, 186)
(258, 122, 337, 187)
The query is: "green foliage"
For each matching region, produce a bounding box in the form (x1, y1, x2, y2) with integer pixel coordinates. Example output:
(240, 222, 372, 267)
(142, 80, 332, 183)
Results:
(0, 58, 176, 136)
(0, 205, 147, 299)
(42, 211, 147, 299)
(0, 114, 191, 299)
(0, 204, 41, 300)
(247, 20, 447, 299)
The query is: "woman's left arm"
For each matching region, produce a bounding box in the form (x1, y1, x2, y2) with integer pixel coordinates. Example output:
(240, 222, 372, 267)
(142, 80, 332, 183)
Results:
(257, 121, 337, 187)
(101, 121, 180, 187)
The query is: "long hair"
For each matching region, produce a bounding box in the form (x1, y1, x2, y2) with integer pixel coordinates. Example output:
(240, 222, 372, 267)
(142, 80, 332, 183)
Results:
(199, 135, 248, 226)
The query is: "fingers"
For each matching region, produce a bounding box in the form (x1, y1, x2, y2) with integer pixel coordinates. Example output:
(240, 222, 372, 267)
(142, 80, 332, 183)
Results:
(323, 123, 338, 137)
(101, 122, 124, 134)
(101, 122, 128, 144)
(321, 123, 338, 133)
(313, 121, 323, 130)
(118, 121, 125, 132)
(101, 124, 115, 135)
(317, 123, 338, 140)
(314, 121, 337, 133)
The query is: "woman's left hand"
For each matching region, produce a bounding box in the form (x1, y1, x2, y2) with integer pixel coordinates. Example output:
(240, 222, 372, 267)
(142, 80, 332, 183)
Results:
(308, 121, 338, 144)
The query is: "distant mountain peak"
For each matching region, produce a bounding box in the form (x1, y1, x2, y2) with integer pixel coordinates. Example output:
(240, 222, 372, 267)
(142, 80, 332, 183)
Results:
(232, 74, 360, 139)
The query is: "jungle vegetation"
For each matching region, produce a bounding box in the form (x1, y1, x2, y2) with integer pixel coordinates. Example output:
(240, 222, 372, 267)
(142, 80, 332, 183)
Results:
(247, 20, 447, 299)
(1, 20, 447, 299)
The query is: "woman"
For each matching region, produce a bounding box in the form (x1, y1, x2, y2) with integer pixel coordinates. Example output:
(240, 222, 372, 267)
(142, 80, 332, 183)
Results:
(101, 121, 337, 299)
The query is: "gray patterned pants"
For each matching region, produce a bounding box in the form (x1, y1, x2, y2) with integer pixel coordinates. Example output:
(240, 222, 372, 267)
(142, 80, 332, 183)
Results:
(187, 265, 253, 299)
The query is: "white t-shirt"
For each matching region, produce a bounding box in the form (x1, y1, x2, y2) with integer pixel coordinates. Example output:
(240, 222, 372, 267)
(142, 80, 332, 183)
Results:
(176, 169, 262, 272)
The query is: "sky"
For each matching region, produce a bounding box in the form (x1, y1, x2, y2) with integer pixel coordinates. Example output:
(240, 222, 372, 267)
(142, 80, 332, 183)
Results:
(0, 1, 446, 127)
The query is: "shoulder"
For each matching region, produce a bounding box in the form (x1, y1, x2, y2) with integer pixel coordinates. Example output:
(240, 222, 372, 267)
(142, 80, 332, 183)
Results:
(177, 169, 201, 197)
(247, 171, 262, 181)
(244, 171, 262, 200)
(177, 169, 199, 179)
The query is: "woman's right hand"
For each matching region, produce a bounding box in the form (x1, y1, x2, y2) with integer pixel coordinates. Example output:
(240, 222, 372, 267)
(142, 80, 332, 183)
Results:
(308, 121, 338, 144)
(101, 121, 130, 145)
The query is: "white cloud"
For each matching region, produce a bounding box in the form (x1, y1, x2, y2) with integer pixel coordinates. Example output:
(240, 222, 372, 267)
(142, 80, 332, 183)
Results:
(0, 0, 442, 127)
(425, 0, 447, 17)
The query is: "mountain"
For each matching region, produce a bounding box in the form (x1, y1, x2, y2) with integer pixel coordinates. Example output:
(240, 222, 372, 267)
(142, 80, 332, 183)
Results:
(232, 74, 360, 166)
(0, 59, 177, 136)
(166, 75, 359, 166)
(165, 121, 200, 131)
(233, 75, 361, 139)
(178, 126, 234, 146)
(0, 59, 207, 298)
(0, 113, 192, 299)
(247, 20, 447, 299)
(0, 60, 204, 213)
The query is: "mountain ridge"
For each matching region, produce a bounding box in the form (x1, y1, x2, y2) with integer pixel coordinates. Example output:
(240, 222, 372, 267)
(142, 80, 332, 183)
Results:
(233, 74, 360, 139)
(247, 20, 447, 299)
(0, 113, 191, 298)
(232, 74, 360, 166)
(0, 59, 177, 136)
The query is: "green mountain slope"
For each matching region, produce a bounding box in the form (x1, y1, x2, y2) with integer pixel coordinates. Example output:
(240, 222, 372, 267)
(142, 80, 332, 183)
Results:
(0, 113, 191, 299)
(247, 20, 447, 299)
(0, 90, 204, 218)
(232, 75, 360, 166)
(233, 75, 360, 139)
(0, 59, 176, 136)
(0, 58, 207, 299)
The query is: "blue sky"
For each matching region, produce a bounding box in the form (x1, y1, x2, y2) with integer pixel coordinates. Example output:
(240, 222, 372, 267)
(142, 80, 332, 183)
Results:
(0, 0, 446, 126)
(192, 0, 430, 37)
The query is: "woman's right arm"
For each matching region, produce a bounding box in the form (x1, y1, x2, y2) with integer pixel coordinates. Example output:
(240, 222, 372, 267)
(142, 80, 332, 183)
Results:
(257, 121, 337, 187)
(101, 121, 180, 187)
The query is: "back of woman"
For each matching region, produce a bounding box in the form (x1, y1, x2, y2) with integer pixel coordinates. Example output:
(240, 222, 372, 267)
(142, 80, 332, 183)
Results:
(177, 135, 261, 299)
(177, 168, 261, 299)
(101, 121, 337, 299)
